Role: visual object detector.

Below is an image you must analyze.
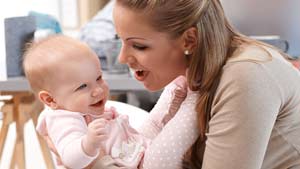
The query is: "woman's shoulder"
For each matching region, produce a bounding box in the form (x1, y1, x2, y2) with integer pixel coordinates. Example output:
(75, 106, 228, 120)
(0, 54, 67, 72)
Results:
(223, 44, 299, 85)
(227, 44, 273, 64)
(224, 44, 291, 79)
(218, 44, 300, 108)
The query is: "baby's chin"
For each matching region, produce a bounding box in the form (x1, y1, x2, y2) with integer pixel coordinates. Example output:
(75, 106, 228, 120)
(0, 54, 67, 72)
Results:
(87, 99, 107, 116)
(87, 108, 105, 118)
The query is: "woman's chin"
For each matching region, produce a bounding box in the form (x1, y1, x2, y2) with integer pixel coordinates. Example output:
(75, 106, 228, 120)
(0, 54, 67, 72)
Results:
(143, 81, 164, 92)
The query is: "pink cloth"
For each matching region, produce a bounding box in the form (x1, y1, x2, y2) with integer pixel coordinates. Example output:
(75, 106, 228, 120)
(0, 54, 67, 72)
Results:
(36, 108, 149, 169)
(291, 59, 300, 69)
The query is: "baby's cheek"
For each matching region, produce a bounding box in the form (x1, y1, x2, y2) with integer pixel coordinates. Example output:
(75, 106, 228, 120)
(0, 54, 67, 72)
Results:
(103, 81, 110, 97)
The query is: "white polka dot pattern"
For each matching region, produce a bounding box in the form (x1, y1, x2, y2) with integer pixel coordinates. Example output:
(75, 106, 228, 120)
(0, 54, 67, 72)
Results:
(141, 91, 199, 169)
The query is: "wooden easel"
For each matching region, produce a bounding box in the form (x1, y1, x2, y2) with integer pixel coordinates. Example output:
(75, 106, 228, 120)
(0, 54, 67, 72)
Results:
(0, 91, 55, 169)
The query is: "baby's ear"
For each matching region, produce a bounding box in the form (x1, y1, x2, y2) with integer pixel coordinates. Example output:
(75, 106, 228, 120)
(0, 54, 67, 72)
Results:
(38, 91, 58, 109)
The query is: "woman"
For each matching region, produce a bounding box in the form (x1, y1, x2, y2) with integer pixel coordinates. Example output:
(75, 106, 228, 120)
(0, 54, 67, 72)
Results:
(113, 0, 300, 169)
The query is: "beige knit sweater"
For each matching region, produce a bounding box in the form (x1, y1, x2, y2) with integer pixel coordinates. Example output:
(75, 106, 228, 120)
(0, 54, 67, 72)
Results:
(141, 45, 300, 169)
(202, 45, 300, 169)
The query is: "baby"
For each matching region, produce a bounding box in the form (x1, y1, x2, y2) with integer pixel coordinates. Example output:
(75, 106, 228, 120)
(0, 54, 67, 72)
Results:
(23, 35, 186, 169)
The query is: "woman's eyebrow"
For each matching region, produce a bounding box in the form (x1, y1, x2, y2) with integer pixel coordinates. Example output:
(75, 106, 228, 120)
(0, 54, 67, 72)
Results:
(126, 37, 147, 41)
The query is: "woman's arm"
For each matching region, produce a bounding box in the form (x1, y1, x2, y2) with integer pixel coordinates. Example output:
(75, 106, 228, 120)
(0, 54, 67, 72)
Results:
(137, 76, 187, 139)
(202, 62, 281, 169)
(141, 89, 199, 169)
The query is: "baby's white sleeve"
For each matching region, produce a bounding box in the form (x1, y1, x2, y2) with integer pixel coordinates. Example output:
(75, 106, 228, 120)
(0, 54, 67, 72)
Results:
(61, 138, 98, 168)
(44, 110, 98, 168)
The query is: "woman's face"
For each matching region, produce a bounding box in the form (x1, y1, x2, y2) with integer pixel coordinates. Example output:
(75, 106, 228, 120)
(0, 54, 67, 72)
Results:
(113, 3, 188, 91)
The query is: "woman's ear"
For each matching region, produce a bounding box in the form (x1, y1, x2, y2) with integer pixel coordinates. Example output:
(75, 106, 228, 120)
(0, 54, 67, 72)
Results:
(38, 91, 58, 109)
(181, 27, 198, 54)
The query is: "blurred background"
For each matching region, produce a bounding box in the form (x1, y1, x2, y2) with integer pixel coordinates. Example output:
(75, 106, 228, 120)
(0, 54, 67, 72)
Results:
(221, 0, 300, 58)
(0, 0, 299, 168)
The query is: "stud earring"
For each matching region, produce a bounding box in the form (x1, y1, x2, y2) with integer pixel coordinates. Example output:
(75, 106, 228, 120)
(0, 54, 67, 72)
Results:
(184, 50, 190, 55)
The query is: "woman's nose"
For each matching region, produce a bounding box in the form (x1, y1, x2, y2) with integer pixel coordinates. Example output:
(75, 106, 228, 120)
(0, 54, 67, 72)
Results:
(118, 45, 127, 64)
(91, 86, 103, 97)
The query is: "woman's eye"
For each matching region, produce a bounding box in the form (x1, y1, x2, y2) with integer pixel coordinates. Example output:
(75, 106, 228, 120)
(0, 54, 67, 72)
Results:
(76, 84, 87, 91)
(133, 44, 148, 50)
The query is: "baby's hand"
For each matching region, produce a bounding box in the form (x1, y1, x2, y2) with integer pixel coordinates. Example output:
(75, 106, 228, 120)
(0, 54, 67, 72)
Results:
(87, 119, 108, 147)
(83, 119, 108, 156)
(104, 106, 119, 120)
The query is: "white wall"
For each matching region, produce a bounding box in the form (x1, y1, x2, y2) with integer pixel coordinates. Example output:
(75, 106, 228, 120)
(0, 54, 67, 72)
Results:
(0, 0, 59, 80)
(222, 0, 300, 57)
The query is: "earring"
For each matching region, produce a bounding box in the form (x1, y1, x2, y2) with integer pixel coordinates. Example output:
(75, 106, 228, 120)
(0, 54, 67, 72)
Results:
(184, 50, 190, 55)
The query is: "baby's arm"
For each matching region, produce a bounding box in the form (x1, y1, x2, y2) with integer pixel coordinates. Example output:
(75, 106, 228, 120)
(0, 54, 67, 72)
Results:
(138, 76, 187, 139)
(39, 110, 100, 168)
(82, 118, 108, 156)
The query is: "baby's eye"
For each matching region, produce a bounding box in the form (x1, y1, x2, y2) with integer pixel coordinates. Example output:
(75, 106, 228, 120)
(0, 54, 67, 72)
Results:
(133, 44, 148, 50)
(76, 84, 87, 91)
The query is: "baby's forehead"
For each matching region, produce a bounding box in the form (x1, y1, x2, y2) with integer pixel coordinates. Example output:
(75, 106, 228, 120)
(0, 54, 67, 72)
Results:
(36, 37, 92, 59)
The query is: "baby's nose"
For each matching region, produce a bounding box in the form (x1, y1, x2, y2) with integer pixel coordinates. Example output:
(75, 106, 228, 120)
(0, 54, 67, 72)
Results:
(92, 87, 103, 97)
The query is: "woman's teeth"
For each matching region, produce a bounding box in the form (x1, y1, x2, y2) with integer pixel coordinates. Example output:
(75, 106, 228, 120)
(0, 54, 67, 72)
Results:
(136, 70, 144, 77)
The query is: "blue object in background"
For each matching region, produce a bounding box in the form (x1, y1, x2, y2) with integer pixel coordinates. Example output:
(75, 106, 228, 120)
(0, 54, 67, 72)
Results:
(4, 16, 36, 77)
(28, 11, 62, 33)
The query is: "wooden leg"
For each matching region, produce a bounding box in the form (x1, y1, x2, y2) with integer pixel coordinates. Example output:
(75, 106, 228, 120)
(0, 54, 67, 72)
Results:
(14, 94, 26, 169)
(0, 99, 14, 159)
(9, 142, 17, 169)
(1, 92, 55, 169)
(15, 134, 25, 168)
(0, 111, 12, 158)
(0, 123, 9, 158)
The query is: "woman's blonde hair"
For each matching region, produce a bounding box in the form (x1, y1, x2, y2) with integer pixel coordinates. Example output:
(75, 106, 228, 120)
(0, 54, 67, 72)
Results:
(115, 0, 254, 168)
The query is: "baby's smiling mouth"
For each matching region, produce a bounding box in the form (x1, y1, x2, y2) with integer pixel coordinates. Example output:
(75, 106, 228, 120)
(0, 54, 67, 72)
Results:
(90, 100, 103, 107)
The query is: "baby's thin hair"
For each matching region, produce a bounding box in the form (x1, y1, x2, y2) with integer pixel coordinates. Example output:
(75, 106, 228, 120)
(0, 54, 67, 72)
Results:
(23, 35, 93, 94)
(23, 35, 70, 93)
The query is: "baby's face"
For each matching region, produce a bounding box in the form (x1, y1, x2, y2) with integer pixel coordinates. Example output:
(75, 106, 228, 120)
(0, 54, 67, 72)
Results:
(50, 48, 109, 116)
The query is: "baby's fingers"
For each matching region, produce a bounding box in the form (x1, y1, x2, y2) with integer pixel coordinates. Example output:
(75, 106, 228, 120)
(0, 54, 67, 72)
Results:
(94, 127, 108, 135)
(89, 119, 107, 127)
(94, 134, 108, 141)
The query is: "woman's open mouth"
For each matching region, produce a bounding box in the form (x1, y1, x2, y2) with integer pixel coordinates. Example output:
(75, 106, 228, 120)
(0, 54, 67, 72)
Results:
(134, 69, 149, 81)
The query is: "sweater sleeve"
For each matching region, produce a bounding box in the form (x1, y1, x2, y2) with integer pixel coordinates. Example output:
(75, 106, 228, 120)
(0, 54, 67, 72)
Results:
(202, 62, 281, 169)
(137, 76, 187, 140)
(141, 90, 199, 169)
(45, 110, 98, 168)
